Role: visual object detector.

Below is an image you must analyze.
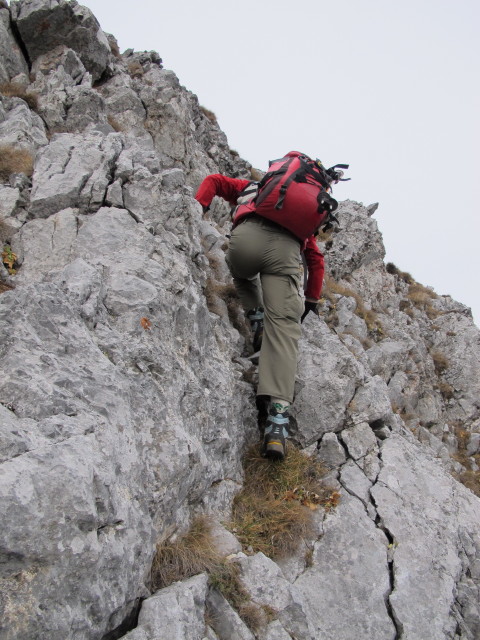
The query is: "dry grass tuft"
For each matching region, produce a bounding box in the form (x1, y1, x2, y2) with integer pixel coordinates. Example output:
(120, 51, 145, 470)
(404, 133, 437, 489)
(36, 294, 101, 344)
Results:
(127, 61, 144, 78)
(2, 245, 17, 275)
(386, 262, 415, 284)
(204, 276, 248, 337)
(0, 281, 14, 294)
(407, 282, 440, 319)
(315, 228, 334, 244)
(0, 145, 34, 180)
(108, 36, 122, 59)
(209, 560, 250, 610)
(438, 381, 454, 400)
(430, 349, 449, 376)
(152, 517, 266, 632)
(0, 82, 39, 111)
(450, 424, 480, 497)
(202, 240, 251, 345)
(250, 168, 264, 181)
(151, 517, 220, 591)
(322, 275, 384, 340)
(107, 114, 125, 132)
(230, 445, 338, 559)
(200, 106, 218, 124)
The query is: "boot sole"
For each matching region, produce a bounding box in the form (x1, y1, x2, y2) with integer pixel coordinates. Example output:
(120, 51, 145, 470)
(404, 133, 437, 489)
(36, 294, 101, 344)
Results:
(264, 442, 285, 461)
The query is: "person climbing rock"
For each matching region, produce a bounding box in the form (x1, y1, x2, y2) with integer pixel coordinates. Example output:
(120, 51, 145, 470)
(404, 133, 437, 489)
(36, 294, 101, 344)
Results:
(195, 152, 345, 460)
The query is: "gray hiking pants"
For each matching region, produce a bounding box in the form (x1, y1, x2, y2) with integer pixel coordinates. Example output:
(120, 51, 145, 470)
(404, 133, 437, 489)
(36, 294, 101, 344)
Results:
(227, 217, 304, 403)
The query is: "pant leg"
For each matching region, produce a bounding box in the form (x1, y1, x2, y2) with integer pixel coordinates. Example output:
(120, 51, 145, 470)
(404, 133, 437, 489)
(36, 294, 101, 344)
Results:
(227, 218, 303, 402)
(257, 272, 303, 402)
(227, 220, 264, 311)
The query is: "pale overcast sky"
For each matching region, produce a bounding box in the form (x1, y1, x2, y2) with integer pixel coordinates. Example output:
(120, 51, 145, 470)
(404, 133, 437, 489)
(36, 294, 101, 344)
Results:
(81, 1, 479, 324)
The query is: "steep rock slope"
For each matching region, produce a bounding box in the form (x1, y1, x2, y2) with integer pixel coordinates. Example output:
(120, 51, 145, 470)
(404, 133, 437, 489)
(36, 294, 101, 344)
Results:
(0, 2, 479, 639)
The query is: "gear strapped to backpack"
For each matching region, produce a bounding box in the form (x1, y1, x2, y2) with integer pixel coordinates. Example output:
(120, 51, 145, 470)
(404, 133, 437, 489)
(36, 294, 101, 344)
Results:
(232, 151, 349, 241)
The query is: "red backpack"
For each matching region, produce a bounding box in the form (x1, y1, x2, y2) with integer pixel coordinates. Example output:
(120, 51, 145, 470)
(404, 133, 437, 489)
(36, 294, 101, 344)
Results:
(233, 151, 348, 241)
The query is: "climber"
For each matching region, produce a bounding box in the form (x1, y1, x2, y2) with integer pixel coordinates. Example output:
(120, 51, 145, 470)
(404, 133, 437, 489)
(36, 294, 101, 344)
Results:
(195, 161, 326, 461)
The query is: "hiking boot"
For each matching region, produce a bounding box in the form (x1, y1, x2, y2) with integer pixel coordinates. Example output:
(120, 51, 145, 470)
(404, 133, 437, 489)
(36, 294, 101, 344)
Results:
(261, 402, 289, 461)
(246, 307, 264, 355)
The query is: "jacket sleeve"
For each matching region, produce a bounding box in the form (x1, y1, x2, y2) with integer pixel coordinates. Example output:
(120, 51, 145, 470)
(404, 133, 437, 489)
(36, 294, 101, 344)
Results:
(303, 235, 325, 300)
(195, 174, 251, 209)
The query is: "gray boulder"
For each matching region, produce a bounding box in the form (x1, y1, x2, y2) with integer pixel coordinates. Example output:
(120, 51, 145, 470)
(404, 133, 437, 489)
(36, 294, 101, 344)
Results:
(10, 0, 112, 82)
(124, 574, 209, 640)
(371, 434, 480, 640)
(0, 6, 29, 82)
(29, 132, 123, 217)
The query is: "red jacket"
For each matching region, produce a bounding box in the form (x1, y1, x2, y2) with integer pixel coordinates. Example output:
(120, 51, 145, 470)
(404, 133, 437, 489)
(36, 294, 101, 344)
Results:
(195, 174, 325, 300)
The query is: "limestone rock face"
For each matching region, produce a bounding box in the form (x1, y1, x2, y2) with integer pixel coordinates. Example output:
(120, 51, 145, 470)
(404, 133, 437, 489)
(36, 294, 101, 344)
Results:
(10, 0, 112, 81)
(28, 132, 123, 217)
(0, 2, 479, 639)
(0, 7, 29, 83)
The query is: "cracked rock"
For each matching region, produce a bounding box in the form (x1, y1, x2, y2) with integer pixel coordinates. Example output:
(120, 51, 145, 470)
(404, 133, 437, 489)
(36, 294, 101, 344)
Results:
(124, 574, 209, 640)
(295, 492, 396, 639)
(29, 131, 123, 217)
(11, 0, 112, 82)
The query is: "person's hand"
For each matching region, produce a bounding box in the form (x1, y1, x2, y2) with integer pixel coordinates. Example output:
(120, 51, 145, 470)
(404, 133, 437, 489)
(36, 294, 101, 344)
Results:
(301, 300, 319, 323)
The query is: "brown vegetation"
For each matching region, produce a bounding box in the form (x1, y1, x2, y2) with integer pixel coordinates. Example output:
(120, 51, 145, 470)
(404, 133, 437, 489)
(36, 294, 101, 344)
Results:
(230, 444, 339, 559)
(322, 275, 384, 340)
(430, 349, 449, 376)
(0, 145, 34, 180)
(250, 168, 264, 181)
(107, 114, 124, 132)
(127, 61, 144, 78)
(0, 281, 13, 294)
(151, 516, 270, 633)
(200, 106, 217, 124)
(202, 242, 251, 345)
(0, 82, 39, 111)
(2, 245, 17, 275)
(386, 262, 415, 284)
(451, 424, 480, 497)
(151, 517, 219, 590)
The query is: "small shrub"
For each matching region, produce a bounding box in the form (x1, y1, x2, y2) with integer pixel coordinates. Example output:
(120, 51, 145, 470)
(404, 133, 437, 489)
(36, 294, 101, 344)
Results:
(153, 517, 263, 632)
(385, 262, 399, 276)
(450, 424, 480, 497)
(407, 282, 440, 319)
(322, 276, 384, 340)
(127, 61, 144, 78)
(205, 278, 250, 342)
(250, 168, 264, 181)
(315, 228, 334, 244)
(0, 145, 34, 180)
(2, 245, 17, 275)
(386, 262, 414, 284)
(200, 106, 217, 124)
(108, 36, 122, 59)
(304, 545, 314, 568)
(431, 349, 449, 376)
(236, 602, 266, 633)
(151, 517, 219, 591)
(0, 82, 39, 111)
(438, 381, 454, 400)
(107, 114, 124, 132)
(202, 241, 251, 345)
(230, 444, 337, 559)
(0, 281, 13, 294)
